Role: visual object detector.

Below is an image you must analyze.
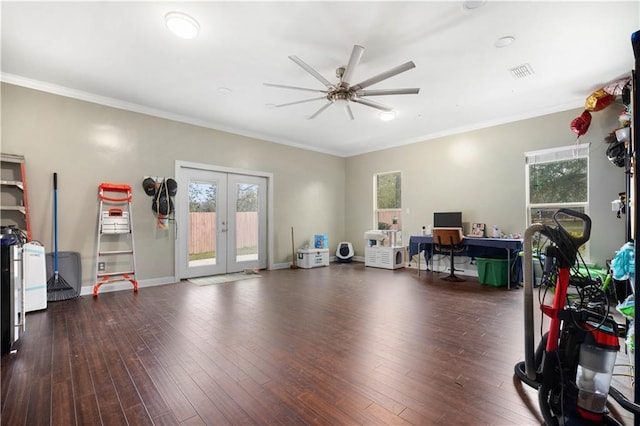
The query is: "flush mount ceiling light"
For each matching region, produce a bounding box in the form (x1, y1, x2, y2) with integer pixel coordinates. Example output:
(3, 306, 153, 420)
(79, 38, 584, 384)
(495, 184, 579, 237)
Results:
(378, 110, 397, 121)
(165, 12, 199, 39)
(462, 1, 486, 10)
(495, 36, 515, 48)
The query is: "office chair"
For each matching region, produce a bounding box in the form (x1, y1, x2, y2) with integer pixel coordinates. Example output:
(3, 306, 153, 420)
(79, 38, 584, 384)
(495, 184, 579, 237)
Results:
(432, 228, 466, 282)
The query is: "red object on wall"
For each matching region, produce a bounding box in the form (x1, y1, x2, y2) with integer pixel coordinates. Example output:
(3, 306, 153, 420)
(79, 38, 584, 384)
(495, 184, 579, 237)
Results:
(570, 110, 592, 136)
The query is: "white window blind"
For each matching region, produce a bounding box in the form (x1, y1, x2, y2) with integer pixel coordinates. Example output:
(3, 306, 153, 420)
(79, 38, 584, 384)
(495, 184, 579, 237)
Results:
(525, 143, 590, 165)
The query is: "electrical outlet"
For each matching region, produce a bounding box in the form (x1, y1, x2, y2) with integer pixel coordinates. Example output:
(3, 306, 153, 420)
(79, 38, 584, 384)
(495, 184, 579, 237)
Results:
(98, 262, 105, 271)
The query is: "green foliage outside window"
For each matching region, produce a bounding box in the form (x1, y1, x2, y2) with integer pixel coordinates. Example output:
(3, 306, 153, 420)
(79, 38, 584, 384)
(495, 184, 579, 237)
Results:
(375, 171, 402, 231)
(527, 151, 589, 258)
(377, 172, 401, 209)
(529, 158, 587, 204)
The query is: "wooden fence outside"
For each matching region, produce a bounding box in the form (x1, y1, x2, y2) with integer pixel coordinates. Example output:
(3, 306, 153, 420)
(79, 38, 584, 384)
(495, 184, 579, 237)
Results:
(189, 212, 258, 254)
(377, 210, 403, 230)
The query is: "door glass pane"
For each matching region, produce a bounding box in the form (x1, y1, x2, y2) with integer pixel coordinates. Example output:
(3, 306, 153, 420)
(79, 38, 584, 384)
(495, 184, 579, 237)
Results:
(189, 180, 217, 267)
(235, 183, 259, 262)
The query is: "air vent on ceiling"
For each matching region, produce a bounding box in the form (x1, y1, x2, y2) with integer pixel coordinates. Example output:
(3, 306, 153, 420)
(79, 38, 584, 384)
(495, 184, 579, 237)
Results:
(509, 63, 534, 79)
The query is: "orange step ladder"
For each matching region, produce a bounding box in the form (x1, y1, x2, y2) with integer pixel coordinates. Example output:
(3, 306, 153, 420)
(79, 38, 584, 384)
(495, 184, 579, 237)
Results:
(0, 153, 32, 240)
(93, 183, 138, 297)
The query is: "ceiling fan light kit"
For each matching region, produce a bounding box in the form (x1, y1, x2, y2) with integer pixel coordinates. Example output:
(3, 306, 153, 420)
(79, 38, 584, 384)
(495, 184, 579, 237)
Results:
(378, 111, 397, 121)
(265, 44, 420, 120)
(165, 12, 200, 39)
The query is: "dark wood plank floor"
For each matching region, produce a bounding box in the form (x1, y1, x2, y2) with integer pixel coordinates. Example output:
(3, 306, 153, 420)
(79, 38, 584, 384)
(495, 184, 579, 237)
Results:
(1, 263, 635, 425)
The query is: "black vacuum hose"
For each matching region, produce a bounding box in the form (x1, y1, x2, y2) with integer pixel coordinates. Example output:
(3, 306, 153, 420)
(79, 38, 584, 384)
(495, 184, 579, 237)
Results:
(538, 384, 559, 426)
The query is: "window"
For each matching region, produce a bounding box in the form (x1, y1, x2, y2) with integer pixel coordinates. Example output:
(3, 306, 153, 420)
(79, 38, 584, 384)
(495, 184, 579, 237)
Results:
(525, 144, 589, 256)
(375, 171, 402, 231)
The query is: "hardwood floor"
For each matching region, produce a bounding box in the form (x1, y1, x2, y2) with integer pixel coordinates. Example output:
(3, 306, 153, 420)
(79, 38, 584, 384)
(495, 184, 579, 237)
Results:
(1, 263, 635, 425)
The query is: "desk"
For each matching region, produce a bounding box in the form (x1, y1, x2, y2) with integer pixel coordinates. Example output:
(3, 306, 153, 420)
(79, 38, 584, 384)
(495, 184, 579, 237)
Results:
(409, 235, 523, 289)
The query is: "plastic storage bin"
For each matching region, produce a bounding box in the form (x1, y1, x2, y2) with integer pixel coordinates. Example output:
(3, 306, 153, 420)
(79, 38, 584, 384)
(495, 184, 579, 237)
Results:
(477, 257, 508, 287)
(297, 248, 329, 269)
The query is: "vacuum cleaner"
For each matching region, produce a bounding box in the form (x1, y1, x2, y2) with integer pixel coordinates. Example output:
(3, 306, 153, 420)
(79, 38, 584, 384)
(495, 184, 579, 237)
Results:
(514, 208, 640, 425)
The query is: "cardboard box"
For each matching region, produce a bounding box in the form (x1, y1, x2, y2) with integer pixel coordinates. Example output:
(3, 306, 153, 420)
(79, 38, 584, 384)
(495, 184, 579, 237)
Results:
(314, 234, 328, 249)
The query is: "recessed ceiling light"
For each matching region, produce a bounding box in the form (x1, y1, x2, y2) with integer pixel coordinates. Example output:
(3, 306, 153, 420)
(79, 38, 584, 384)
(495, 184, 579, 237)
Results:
(462, 1, 486, 10)
(378, 111, 397, 121)
(495, 36, 515, 48)
(165, 12, 200, 39)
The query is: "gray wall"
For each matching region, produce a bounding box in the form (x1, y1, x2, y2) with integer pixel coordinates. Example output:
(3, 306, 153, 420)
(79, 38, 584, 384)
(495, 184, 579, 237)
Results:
(345, 105, 626, 268)
(2, 82, 626, 294)
(1, 83, 346, 289)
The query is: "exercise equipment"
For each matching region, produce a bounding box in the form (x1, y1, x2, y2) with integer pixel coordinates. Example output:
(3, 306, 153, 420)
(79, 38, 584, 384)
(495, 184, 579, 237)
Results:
(514, 208, 640, 425)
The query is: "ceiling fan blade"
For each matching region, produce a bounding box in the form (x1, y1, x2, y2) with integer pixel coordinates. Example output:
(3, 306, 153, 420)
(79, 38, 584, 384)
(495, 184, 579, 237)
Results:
(264, 83, 327, 93)
(308, 101, 333, 119)
(351, 97, 393, 112)
(289, 55, 334, 89)
(352, 61, 416, 90)
(275, 96, 327, 108)
(341, 45, 365, 85)
(344, 103, 355, 120)
(356, 88, 420, 96)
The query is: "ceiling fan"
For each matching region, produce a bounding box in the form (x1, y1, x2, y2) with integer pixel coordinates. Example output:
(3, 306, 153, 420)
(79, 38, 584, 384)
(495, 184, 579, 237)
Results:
(264, 45, 420, 120)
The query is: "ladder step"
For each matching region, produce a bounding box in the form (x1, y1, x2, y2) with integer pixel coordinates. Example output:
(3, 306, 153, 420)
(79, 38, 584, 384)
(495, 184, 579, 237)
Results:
(99, 183, 132, 192)
(97, 270, 134, 278)
(98, 250, 133, 255)
(0, 205, 26, 213)
(0, 180, 24, 190)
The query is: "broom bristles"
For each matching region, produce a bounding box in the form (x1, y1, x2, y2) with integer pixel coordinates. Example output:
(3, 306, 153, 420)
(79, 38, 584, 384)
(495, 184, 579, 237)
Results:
(47, 272, 78, 301)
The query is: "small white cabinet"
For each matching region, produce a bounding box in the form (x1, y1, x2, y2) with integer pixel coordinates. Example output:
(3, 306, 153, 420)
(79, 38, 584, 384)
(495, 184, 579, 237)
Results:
(365, 246, 406, 269)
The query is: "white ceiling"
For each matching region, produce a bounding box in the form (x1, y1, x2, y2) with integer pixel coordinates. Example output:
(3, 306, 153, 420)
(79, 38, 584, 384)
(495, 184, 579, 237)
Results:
(2, 1, 639, 157)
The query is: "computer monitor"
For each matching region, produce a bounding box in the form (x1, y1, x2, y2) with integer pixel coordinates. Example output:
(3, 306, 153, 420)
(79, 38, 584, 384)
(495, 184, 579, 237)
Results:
(433, 212, 462, 228)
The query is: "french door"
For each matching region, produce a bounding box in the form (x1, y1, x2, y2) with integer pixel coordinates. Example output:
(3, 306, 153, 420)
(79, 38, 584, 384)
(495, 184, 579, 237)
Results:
(176, 164, 268, 279)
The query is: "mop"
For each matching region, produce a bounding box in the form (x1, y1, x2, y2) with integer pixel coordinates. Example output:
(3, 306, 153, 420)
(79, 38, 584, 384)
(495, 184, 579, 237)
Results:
(47, 173, 77, 301)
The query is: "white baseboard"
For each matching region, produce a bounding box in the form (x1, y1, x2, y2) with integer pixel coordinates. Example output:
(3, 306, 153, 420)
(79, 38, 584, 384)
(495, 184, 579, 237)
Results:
(272, 262, 292, 270)
(275, 256, 345, 270)
(79, 276, 176, 296)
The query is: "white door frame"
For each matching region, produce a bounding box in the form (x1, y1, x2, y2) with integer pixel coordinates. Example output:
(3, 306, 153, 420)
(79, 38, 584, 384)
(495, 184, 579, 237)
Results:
(174, 160, 274, 282)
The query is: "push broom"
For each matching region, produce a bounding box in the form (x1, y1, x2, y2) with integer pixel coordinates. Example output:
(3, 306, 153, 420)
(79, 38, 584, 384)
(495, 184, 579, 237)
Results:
(47, 173, 77, 301)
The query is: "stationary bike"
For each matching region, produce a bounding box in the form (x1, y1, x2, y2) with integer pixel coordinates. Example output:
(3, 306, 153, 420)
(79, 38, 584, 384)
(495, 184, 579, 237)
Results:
(514, 208, 640, 425)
